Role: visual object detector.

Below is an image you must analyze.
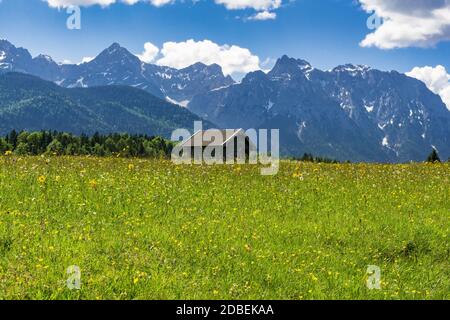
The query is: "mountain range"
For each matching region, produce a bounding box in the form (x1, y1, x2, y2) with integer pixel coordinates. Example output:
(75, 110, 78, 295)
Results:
(0, 40, 234, 105)
(1, 39, 449, 162)
(190, 56, 450, 162)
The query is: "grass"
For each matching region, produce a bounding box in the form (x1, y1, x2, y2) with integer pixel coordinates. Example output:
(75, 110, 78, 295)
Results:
(0, 156, 449, 300)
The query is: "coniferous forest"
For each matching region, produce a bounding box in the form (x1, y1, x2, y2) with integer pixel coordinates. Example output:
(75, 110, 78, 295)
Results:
(0, 130, 174, 158)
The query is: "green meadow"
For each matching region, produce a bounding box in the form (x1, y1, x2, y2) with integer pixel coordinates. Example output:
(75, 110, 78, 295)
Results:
(0, 156, 448, 299)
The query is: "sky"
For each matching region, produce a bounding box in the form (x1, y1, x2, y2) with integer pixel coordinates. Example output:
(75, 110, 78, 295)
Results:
(0, 0, 450, 107)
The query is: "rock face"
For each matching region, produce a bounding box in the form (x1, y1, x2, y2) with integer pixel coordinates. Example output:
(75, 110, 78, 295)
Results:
(189, 56, 450, 162)
(0, 40, 234, 104)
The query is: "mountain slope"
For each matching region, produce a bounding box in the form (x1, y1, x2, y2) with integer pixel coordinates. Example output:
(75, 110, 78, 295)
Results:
(309, 65, 450, 161)
(189, 56, 450, 162)
(0, 40, 234, 104)
(0, 72, 210, 136)
(2, 39, 449, 162)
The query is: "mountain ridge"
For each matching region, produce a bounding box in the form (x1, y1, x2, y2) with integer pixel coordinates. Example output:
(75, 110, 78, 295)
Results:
(1, 40, 449, 162)
(0, 40, 235, 105)
(0, 72, 212, 137)
(189, 55, 450, 162)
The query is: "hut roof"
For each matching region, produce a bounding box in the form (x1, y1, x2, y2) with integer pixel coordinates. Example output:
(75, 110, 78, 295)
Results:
(180, 129, 246, 147)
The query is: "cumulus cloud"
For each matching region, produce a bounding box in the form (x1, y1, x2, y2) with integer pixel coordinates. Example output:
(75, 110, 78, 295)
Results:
(248, 10, 276, 20)
(44, 0, 283, 20)
(406, 65, 450, 111)
(359, 0, 450, 49)
(44, 0, 280, 10)
(137, 42, 159, 63)
(44, 0, 172, 8)
(214, 0, 281, 10)
(136, 39, 261, 76)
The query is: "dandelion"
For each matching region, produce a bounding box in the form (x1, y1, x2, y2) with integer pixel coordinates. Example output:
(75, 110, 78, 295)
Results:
(38, 175, 46, 185)
(128, 164, 135, 171)
(4, 150, 12, 156)
(89, 179, 98, 189)
(292, 172, 304, 180)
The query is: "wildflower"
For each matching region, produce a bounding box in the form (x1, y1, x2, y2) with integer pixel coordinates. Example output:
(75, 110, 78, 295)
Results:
(4, 150, 12, 156)
(309, 273, 318, 282)
(38, 175, 46, 185)
(128, 164, 135, 171)
(292, 172, 303, 179)
(89, 179, 98, 189)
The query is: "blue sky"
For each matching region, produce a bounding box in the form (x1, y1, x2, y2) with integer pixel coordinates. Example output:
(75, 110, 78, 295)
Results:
(0, 0, 449, 78)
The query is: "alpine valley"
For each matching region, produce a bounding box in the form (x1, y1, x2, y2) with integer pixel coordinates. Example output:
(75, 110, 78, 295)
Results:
(1, 39, 449, 162)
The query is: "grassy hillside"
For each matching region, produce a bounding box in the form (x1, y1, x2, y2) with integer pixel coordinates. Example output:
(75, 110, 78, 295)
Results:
(0, 73, 210, 137)
(0, 157, 448, 299)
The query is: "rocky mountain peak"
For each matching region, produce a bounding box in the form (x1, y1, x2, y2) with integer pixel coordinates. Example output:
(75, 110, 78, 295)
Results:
(268, 55, 313, 80)
(332, 64, 371, 75)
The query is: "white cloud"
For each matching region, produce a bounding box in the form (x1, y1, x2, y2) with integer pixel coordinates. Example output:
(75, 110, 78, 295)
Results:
(44, 0, 283, 19)
(44, 0, 172, 8)
(147, 0, 172, 7)
(406, 65, 450, 111)
(137, 42, 159, 63)
(137, 39, 260, 76)
(44, 0, 280, 10)
(248, 10, 276, 20)
(359, 0, 450, 49)
(214, 0, 281, 10)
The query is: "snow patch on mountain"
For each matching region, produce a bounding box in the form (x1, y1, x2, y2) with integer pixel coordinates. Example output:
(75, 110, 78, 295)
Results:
(166, 96, 189, 107)
(364, 105, 374, 113)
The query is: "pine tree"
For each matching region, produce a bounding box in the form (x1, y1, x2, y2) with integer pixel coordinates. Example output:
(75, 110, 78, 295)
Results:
(426, 148, 441, 163)
(6, 130, 18, 148)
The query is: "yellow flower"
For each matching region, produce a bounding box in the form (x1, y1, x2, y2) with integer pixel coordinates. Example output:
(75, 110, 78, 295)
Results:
(38, 175, 46, 185)
(89, 179, 98, 189)
(133, 277, 139, 284)
(4, 150, 12, 156)
(309, 273, 318, 282)
(128, 164, 135, 171)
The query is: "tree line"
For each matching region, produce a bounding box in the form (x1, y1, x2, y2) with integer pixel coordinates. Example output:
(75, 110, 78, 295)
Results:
(0, 130, 174, 158)
(289, 153, 341, 164)
(0, 130, 448, 162)
(292, 150, 448, 163)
